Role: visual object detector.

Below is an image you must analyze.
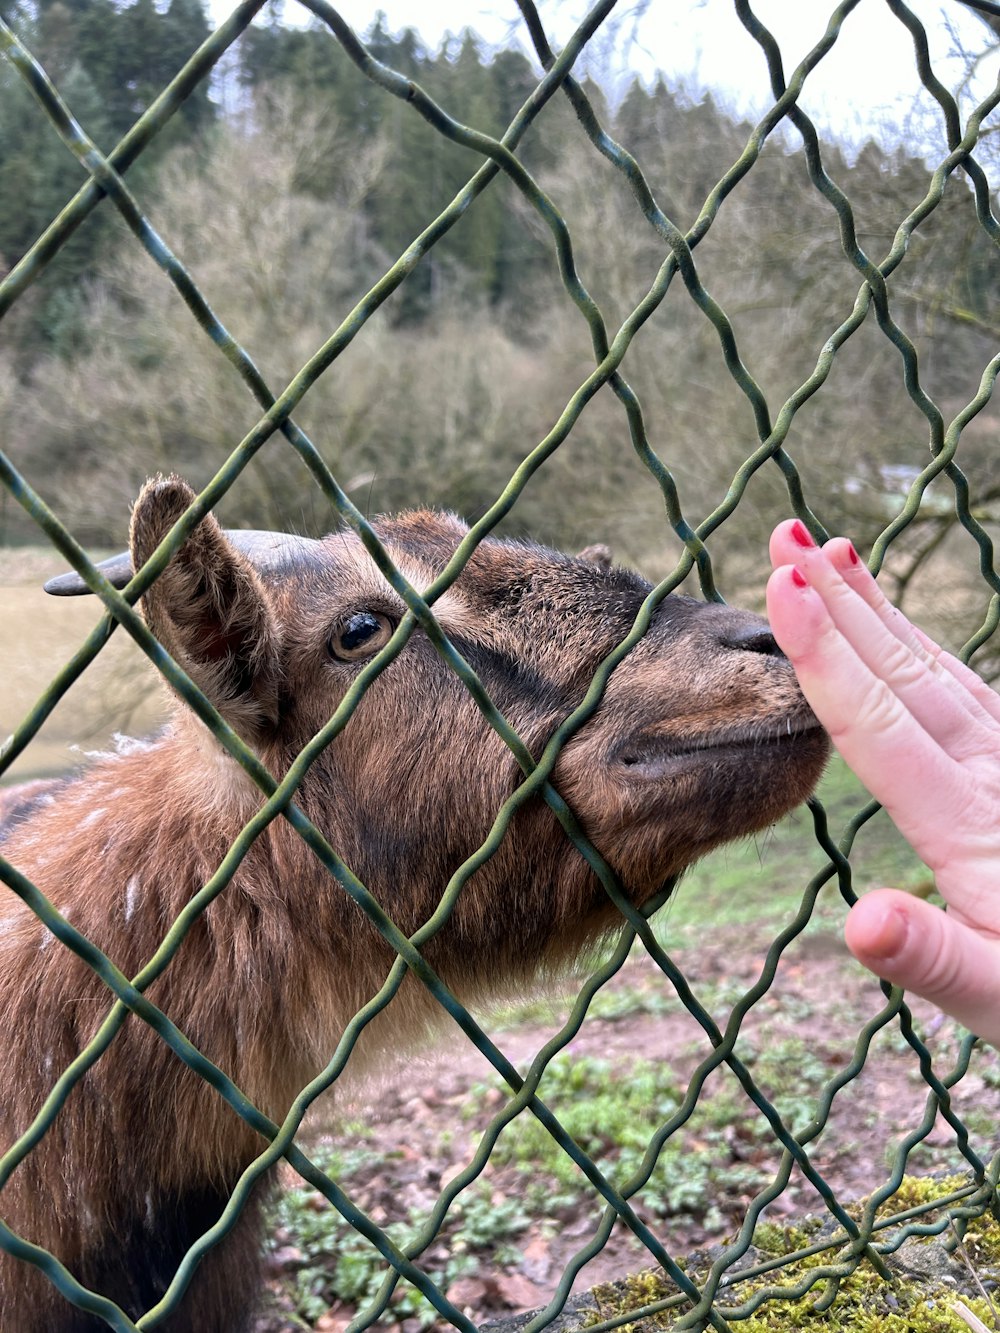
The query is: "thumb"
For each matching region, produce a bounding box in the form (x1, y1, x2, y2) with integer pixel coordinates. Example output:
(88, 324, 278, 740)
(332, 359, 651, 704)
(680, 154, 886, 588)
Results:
(845, 889, 1000, 1047)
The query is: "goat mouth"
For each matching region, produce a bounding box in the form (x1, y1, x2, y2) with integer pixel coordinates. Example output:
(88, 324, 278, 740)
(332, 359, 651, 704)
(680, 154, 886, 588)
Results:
(613, 717, 826, 779)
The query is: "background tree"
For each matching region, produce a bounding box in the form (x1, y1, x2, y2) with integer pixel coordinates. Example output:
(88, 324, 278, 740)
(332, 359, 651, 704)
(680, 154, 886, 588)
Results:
(3, 0, 1000, 673)
(0, 0, 213, 351)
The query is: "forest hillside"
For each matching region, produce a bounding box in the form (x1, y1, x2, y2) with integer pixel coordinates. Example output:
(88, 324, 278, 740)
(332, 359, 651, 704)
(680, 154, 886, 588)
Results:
(2, 2, 1000, 657)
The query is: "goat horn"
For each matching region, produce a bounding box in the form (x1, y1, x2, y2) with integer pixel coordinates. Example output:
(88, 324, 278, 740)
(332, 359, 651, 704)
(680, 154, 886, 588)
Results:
(43, 531, 321, 596)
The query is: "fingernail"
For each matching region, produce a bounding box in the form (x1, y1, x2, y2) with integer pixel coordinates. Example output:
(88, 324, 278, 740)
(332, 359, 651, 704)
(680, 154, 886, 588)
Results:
(790, 520, 815, 549)
(791, 566, 808, 589)
(847, 542, 860, 566)
(870, 904, 909, 960)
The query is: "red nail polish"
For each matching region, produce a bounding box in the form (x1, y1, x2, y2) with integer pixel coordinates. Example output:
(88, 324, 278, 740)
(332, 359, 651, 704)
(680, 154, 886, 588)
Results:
(790, 520, 815, 549)
(791, 567, 808, 588)
(847, 542, 860, 566)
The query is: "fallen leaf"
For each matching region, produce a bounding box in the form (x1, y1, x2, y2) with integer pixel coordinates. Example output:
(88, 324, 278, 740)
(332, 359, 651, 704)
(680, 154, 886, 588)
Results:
(494, 1271, 548, 1311)
(314, 1313, 353, 1332)
(447, 1275, 490, 1310)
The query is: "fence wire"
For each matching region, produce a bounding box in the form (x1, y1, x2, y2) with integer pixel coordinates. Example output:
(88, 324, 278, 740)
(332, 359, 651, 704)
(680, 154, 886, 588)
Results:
(1, 1, 999, 1330)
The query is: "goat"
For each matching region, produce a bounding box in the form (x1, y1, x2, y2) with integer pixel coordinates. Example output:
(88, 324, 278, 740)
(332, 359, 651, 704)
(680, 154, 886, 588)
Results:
(0, 476, 829, 1332)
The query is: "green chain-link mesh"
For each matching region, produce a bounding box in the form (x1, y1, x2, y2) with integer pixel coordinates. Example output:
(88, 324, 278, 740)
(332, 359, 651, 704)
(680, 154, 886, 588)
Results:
(2, 1, 1000, 1328)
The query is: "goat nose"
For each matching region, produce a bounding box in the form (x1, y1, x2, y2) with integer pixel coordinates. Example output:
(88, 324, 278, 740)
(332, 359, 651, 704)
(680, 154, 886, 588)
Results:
(722, 624, 786, 658)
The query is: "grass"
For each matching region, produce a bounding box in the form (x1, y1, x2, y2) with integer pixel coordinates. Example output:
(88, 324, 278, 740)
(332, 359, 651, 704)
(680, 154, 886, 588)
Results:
(664, 755, 929, 937)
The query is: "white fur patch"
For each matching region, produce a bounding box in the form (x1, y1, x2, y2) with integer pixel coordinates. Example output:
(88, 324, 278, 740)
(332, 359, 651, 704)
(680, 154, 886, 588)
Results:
(183, 719, 262, 821)
(83, 732, 160, 763)
(124, 875, 140, 923)
(112, 733, 158, 757)
(428, 585, 481, 640)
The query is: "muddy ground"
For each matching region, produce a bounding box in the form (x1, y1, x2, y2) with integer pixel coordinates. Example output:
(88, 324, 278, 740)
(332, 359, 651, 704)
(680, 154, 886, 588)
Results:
(256, 920, 1000, 1332)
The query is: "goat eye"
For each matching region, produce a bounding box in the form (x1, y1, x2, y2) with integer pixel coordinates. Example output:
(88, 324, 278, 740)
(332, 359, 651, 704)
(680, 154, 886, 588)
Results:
(328, 611, 394, 662)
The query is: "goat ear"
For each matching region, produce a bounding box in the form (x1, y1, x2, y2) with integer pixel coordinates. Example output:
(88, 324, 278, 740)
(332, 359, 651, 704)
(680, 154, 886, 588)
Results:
(577, 543, 613, 571)
(130, 476, 282, 740)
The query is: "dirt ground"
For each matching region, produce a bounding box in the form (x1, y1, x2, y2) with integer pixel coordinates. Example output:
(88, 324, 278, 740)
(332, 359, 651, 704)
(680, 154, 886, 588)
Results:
(256, 922, 1000, 1332)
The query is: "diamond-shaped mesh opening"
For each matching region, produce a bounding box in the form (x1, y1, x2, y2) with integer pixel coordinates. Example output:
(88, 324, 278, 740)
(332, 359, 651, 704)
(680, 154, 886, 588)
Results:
(1, 2, 1000, 1330)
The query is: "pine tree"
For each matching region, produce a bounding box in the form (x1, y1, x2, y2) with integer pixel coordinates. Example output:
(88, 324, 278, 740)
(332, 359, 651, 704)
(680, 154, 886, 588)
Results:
(0, 0, 214, 352)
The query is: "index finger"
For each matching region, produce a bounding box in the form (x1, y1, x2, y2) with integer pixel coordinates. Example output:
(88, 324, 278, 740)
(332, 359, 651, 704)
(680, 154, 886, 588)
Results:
(765, 562, 965, 860)
(771, 529, 1000, 758)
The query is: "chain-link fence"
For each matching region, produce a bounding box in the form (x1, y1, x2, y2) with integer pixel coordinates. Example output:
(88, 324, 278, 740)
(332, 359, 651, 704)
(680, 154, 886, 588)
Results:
(2, 1, 1000, 1329)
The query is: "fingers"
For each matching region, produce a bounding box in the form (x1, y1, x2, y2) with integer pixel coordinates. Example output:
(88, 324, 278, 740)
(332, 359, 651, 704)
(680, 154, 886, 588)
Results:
(770, 521, 1000, 1046)
(845, 890, 1000, 1047)
(773, 523, 1000, 727)
(768, 525, 999, 755)
(765, 554, 970, 763)
(771, 523, 927, 659)
(911, 629, 1000, 729)
(765, 564, 958, 845)
(820, 543, 1000, 726)
(768, 562, 998, 878)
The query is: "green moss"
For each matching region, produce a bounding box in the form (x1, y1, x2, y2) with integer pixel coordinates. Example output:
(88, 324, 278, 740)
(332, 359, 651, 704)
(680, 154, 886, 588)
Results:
(581, 1175, 1000, 1333)
(874, 1173, 1000, 1266)
(583, 1270, 675, 1331)
(875, 1173, 971, 1216)
(585, 1262, 998, 1333)
(750, 1220, 822, 1259)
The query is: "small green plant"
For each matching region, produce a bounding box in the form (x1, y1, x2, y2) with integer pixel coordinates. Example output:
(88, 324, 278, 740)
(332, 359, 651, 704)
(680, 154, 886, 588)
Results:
(472, 1049, 819, 1228)
(480, 1054, 683, 1189)
(267, 1151, 532, 1327)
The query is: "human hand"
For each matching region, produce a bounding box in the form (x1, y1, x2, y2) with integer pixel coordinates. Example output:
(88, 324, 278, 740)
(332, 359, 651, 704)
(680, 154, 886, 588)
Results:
(766, 519, 1000, 1046)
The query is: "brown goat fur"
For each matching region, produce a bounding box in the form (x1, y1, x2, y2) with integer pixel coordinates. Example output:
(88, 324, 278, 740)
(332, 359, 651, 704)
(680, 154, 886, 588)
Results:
(0, 477, 829, 1331)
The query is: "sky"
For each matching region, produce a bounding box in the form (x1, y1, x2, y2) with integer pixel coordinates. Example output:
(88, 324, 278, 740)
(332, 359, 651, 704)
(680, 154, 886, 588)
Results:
(242, 0, 1000, 150)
